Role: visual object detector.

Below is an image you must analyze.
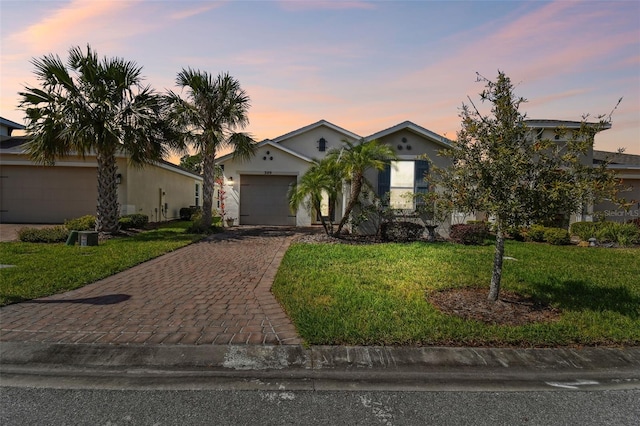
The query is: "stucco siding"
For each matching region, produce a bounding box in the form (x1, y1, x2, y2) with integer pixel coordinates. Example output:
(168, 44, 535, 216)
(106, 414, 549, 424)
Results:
(124, 163, 200, 222)
(277, 126, 356, 160)
(593, 173, 640, 223)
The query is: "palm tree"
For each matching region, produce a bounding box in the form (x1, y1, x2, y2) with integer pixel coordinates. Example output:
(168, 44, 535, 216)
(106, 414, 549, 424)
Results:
(19, 45, 178, 234)
(288, 157, 344, 235)
(329, 138, 397, 235)
(167, 69, 255, 228)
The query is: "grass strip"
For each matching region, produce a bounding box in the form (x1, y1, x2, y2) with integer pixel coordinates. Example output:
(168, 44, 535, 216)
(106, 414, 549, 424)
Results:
(0, 221, 203, 306)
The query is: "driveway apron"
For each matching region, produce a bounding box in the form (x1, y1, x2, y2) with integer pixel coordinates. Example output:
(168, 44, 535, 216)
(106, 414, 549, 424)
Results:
(0, 227, 306, 346)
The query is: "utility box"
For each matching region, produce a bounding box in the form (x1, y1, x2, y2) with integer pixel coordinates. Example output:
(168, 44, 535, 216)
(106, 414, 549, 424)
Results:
(66, 230, 79, 246)
(78, 231, 99, 246)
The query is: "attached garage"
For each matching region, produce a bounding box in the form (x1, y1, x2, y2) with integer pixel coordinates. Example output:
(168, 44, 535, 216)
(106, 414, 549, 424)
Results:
(239, 174, 296, 225)
(0, 165, 97, 223)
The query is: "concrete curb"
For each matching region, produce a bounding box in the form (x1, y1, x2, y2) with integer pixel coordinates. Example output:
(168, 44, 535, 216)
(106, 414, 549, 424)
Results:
(3, 342, 640, 371)
(2, 343, 639, 391)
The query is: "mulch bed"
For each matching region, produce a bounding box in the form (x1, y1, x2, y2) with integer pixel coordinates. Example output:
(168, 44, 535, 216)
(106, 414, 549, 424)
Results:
(429, 287, 561, 326)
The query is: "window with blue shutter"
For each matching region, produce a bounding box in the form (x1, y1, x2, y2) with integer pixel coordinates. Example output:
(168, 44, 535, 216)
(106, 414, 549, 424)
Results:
(414, 160, 429, 195)
(377, 162, 391, 202)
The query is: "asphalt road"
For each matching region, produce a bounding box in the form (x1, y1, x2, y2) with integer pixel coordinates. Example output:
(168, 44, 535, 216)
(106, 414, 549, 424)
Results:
(2, 386, 639, 425)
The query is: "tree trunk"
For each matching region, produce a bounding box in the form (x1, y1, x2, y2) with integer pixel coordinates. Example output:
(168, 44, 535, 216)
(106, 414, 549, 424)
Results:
(95, 148, 120, 234)
(328, 194, 336, 235)
(201, 146, 217, 229)
(315, 200, 330, 235)
(335, 174, 362, 235)
(488, 226, 505, 301)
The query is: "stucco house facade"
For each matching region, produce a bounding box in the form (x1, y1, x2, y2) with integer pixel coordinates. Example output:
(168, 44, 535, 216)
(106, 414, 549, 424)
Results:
(218, 118, 636, 231)
(217, 119, 453, 228)
(0, 117, 203, 224)
(593, 150, 640, 222)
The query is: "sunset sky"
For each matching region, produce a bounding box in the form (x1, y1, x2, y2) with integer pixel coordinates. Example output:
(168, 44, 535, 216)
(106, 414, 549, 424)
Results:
(1, 0, 639, 158)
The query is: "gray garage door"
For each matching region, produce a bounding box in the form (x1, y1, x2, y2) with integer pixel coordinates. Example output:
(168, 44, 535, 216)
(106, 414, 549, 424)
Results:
(239, 175, 296, 225)
(0, 165, 97, 223)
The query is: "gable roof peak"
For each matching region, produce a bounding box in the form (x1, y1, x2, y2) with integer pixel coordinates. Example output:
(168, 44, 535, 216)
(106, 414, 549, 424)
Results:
(271, 119, 361, 143)
(365, 121, 452, 147)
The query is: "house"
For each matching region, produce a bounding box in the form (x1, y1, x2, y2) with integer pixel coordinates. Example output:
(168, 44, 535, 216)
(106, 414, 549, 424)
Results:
(216, 119, 453, 228)
(218, 118, 628, 231)
(592, 150, 640, 222)
(0, 116, 203, 224)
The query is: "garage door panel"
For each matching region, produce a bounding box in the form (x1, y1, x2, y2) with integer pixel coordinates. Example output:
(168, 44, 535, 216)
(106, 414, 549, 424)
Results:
(239, 175, 296, 226)
(0, 166, 97, 223)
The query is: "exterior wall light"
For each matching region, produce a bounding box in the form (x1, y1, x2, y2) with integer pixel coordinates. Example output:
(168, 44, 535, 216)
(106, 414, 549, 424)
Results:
(116, 173, 122, 184)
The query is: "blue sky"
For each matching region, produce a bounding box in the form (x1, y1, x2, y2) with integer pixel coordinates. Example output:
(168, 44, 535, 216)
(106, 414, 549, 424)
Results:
(1, 0, 639, 157)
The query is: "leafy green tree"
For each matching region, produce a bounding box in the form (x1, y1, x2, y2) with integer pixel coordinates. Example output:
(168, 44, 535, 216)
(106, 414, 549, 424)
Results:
(19, 45, 179, 234)
(328, 138, 397, 235)
(179, 153, 203, 174)
(167, 69, 255, 228)
(288, 157, 344, 235)
(431, 71, 619, 301)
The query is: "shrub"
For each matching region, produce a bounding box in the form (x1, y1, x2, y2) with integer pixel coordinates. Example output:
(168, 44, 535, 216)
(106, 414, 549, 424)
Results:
(505, 226, 526, 241)
(627, 218, 640, 229)
(615, 224, 640, 246)
(570, 221, 597, 241)
(180, 206, 201, 221)
(381, 221, 425, 242)
(526, 224, 547, 242)
(18, 226, 69, 243)
(449, 222, 490, 245)
(543, 227, 570, 245)
(64, 215, 96, 231)
(119, 214, 149, 230)
(187, 210, 208, 233)
(596, 222, 639, 247)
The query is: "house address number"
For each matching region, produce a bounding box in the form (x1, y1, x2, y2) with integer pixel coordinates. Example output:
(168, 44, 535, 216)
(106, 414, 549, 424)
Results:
(264, 171, 272, 175)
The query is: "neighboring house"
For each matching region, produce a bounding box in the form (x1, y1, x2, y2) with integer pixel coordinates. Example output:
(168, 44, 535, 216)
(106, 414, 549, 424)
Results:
(524, 120, 639, 225)
(0, 117, 203, 224)
(593, 150, 640, 223)
(217, 119, 453, 227)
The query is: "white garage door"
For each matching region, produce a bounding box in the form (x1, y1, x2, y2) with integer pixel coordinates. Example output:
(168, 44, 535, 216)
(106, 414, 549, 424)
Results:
(0, 165, 97, 223)
(239, 175, 296, 225)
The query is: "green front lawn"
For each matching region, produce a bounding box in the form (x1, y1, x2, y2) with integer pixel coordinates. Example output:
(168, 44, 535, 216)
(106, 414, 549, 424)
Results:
(272, 241, 640, 347)
(0, 221, 203, 306)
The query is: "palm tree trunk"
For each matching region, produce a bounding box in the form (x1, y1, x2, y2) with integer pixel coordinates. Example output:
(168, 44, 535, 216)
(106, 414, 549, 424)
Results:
(488, 226, 505, 301)
(328, 194, 336, 235)
(95, 148, 120, 234)
(314, 200, 330, 235)
(335, 174, 363, 235)
(201, 146, 217, 229)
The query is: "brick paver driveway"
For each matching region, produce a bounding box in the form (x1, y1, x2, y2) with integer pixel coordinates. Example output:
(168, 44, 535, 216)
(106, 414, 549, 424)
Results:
(1, 226, 313, 346)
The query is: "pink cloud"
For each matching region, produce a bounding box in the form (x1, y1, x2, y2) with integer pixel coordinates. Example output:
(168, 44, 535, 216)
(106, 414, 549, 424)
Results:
(526, 89, 592, 109)
(169, 2, 225, 20)
(277, 0, 376, 12)
(8, 0, 136, 54)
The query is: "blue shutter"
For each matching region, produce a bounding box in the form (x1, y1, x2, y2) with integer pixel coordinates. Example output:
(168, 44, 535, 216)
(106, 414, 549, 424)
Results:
(415, 160, 429, 195)
(378, 163, 391, 199)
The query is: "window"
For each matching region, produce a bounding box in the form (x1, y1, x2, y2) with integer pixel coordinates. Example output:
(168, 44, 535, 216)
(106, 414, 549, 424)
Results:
(378, 160, 429, 209)
(318, 137, 327, 152)
(195, 183, 200, 207)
